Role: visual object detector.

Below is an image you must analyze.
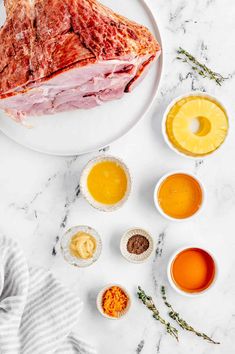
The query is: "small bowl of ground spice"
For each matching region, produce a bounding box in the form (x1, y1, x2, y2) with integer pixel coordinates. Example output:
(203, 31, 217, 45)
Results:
(97, 284, 131, 319)
(120, 228, 154, 263)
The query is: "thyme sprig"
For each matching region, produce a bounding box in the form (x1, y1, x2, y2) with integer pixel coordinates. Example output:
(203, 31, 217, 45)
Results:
(161, 286, 220, 345)
(137, 286, 179, 342)
(177, 47, 227, 86)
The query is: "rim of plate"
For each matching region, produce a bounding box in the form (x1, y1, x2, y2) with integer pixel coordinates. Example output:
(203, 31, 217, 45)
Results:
(80, 155, 132, 212)
(167, 245, 218, 297)
(162, 91, 230, 160)
(96, 284, 131, 319)
(153, 170, 206, 222)
(0, 0, 164, 156)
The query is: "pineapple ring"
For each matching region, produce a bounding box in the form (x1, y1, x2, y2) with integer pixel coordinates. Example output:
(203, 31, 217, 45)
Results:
(166, 96, 228, 156)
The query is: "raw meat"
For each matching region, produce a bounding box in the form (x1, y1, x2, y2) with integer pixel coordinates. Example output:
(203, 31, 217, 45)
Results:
(0, 0, 161, 121)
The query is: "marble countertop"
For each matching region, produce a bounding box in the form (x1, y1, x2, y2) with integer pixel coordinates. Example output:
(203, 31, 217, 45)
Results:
(1, 0, 235, 353)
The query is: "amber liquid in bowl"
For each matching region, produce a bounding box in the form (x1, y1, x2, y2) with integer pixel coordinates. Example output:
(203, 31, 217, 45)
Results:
(157, 173, 203, 219)
(171, 248, 216, 293)
(87, 161, 128, 205)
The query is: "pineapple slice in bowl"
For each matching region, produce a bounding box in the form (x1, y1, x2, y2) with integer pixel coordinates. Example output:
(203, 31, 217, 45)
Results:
(162, 92, 229, 158)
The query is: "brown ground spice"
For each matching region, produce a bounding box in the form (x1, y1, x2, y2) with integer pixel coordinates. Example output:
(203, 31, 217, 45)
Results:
(127, 234, 149, 255)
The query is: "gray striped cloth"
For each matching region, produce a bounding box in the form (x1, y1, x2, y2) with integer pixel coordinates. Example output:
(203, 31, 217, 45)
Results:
(0, 236, 97, 354)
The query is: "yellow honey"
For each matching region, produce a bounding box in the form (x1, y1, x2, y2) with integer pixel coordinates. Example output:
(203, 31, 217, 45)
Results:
(158, 173, 203, 219)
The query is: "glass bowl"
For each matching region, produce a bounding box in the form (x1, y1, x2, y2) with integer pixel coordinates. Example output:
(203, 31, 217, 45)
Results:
(61, 225, 102, 267)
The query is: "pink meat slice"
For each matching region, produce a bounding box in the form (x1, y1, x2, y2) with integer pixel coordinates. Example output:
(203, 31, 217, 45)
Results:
(0, 0, 161, 121)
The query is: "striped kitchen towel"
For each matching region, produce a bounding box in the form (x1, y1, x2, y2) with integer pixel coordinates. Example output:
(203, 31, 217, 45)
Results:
(0, 236, 97, 354)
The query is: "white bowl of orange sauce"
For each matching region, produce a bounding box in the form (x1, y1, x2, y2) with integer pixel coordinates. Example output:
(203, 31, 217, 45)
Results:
(167, 246, 218, 296)
(80, 155, 131, 212)
(154, 171, 205, 221)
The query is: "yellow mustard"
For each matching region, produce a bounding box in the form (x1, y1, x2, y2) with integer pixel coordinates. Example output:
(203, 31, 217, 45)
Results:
(69, 232, 97, 259)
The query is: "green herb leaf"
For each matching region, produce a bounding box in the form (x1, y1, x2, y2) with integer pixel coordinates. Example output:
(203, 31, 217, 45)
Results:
(161, 286, 220, 344)
(137, 286, 179, 342)
(177, 47, 227, 86)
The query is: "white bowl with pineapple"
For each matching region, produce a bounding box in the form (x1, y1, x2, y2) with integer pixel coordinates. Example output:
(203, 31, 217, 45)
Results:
(162, 92, 229, 158)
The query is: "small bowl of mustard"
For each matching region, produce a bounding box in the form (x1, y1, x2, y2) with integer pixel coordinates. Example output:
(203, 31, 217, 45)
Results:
(61, 225, 102, 267)
(120, 228, 154, 263)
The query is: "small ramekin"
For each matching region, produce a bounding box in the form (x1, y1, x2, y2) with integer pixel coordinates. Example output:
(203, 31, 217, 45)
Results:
(60, 225, 102, 267)
(96, 284, 131, 319)
(167, 246, 218, 297)
(80, 155, 131, 212)
(153, 170, 206, 222)
(120, 228, 154, 263)
(162, 91, 230, 159)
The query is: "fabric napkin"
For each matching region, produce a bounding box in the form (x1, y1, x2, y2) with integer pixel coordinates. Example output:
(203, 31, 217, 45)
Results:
(0, 236, 96, 354)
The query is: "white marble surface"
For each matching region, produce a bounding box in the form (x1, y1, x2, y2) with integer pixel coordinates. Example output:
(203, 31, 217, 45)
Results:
(0, 0, 235, 353)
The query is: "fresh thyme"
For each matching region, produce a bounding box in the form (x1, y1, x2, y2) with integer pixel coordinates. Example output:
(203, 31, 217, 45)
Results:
(137, 286, 179, 342)
(161, 286, 220, 344)
(177, 47, 227, 86)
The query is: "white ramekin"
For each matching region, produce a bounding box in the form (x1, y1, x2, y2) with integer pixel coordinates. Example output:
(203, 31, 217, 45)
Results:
(162, 91, 230, 159)
(120, 228, 155, 263)
(96, 284, 131, 319)
(60, 225, 102, 267)
(153, 170, 206, 222)
(80, 155, 131, 212)
(167, 245, 218, 297)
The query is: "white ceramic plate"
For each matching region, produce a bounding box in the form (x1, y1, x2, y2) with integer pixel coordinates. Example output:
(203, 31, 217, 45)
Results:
(0, 0, 163, 156)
